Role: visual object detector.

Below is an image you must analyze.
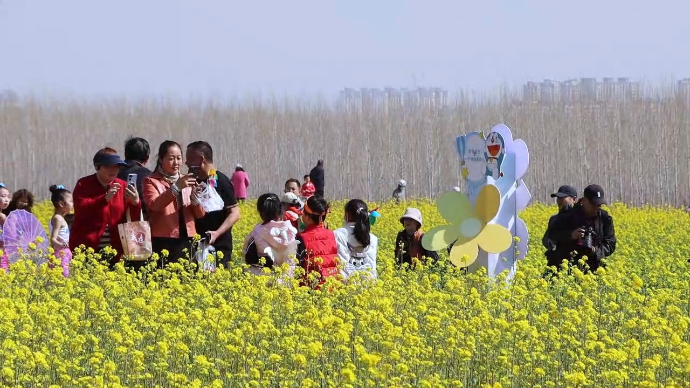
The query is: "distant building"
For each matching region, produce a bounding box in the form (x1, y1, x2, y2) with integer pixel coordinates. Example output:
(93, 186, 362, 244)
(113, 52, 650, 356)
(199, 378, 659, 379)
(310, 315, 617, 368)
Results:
(540, 80, 561, 103)
(521, 77, 643, 103)
(523, 82, 540, 103)
(580, 78, 598, 100)
(561, 79, 580, 103)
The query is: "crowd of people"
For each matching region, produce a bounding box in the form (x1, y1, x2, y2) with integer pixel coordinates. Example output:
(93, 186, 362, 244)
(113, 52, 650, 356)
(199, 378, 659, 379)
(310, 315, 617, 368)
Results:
(0, 136, 619, 284)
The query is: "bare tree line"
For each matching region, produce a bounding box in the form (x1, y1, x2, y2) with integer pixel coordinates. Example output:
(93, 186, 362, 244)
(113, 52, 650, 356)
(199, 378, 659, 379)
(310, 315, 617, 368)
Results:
(0, 93, 688, 206)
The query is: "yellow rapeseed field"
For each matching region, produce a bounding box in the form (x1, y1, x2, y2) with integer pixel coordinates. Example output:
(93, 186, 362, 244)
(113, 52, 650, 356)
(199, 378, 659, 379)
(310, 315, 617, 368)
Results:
(2, 199, 690, 387)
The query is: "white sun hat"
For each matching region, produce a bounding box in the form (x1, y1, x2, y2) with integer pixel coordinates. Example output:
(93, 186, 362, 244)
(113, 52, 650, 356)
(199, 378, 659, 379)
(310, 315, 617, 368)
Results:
(399, 207, 422, 227)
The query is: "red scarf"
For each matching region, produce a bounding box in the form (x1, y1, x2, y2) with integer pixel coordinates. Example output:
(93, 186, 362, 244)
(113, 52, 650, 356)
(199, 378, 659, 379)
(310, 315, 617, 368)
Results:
(407, 230, 424, 259)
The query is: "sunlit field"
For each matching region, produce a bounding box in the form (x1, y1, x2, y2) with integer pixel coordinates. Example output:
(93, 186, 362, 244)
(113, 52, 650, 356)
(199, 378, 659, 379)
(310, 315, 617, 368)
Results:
(1, 199, 689, 387)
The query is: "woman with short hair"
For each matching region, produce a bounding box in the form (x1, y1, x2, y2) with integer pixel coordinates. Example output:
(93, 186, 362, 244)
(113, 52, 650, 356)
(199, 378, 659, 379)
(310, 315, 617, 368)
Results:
(69, 147, 141, 266)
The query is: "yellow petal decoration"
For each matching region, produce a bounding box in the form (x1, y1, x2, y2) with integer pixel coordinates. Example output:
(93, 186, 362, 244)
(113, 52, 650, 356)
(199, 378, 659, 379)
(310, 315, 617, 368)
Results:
(475, 184, 501, 224)
(422, 225, 462, 252)
(422, 184, 514, 268)
(475, 224, 513, 253)
(449, 240, 479, 267)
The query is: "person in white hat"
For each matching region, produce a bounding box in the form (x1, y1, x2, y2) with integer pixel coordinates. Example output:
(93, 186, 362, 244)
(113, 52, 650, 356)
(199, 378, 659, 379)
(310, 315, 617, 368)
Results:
(281, 192, 304, 231)
(392, 179, 407, 203)
(394, 207, 438, 269)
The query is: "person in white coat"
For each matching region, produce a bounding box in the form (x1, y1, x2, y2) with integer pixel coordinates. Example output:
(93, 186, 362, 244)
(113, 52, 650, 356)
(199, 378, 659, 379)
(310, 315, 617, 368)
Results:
(243, 193, 298, 278)
(334, 199, 378, 281)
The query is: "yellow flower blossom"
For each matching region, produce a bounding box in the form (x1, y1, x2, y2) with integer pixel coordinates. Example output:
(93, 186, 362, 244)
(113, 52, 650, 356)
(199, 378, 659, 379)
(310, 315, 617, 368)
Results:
(0, 199, 687, 386)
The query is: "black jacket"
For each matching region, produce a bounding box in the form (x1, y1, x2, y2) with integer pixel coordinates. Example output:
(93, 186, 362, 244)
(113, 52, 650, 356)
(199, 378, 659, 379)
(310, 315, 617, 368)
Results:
(542, 214, 558, 252)
(547, 204, 616, 272)
(394, 231, 439, 268)
(542, 204, 574, 255)
(118, 161, 152, 217)
(309, 165, 325, 192)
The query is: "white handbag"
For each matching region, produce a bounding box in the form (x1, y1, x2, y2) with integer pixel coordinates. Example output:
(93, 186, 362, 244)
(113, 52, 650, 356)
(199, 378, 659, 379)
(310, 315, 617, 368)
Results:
(196, 182, 225, 213)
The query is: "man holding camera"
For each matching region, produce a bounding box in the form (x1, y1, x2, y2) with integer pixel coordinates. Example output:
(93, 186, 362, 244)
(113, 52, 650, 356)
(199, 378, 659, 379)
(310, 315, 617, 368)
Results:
(546, 184, 617, 274)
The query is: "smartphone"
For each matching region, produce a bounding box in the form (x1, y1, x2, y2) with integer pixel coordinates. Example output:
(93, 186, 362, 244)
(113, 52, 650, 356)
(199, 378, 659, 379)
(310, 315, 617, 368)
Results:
(189, 166, 203, 182)
(127, 173, 137, 188)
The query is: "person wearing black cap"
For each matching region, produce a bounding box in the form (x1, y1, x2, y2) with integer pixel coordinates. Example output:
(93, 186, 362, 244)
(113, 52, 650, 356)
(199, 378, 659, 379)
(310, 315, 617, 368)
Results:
(546, 184, 617, 274)
(542, 185, 578, 253)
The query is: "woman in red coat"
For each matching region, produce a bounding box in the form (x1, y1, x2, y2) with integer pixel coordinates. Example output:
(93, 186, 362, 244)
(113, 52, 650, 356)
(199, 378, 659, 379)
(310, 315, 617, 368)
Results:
(69, 148, 142, 266)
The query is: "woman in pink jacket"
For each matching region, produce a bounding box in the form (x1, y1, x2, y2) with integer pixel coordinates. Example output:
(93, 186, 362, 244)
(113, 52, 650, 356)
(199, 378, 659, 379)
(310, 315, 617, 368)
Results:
(231, 164, 250, 202)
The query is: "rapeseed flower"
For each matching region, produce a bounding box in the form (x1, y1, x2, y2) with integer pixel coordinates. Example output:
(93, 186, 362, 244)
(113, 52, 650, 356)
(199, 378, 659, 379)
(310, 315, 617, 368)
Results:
(0, 199, 687, 386)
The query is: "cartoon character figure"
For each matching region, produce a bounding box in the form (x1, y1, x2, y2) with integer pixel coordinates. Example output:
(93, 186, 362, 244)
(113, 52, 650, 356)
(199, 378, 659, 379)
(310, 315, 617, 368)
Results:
(485, 131, 505, 180)
(456, 132, 488, 204)
(347, 242, 367, 268)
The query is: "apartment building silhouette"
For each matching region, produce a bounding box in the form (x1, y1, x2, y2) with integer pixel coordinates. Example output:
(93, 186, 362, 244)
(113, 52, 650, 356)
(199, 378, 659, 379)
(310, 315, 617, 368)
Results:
(523, 78, 642, 103)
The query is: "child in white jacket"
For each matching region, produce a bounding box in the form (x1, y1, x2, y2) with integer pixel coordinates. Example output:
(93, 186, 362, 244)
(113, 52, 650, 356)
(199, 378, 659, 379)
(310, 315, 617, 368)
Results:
(334, 199, 378, 281)
(243, 193, 298, 278)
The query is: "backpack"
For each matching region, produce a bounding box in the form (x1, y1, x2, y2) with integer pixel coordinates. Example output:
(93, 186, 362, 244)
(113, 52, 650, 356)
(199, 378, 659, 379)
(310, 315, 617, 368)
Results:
(245, 237, 274, 269)
(346, 242, 368, 268)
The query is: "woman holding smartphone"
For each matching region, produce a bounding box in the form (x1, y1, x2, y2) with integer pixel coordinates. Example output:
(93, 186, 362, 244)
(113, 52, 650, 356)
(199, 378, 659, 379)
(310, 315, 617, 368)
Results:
(142, 140, 205, 268)
(69, 147, 142, 267)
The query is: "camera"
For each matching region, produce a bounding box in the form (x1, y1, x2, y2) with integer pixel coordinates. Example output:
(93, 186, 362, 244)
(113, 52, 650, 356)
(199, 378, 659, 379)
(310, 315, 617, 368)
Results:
(582, 227, 596, 251)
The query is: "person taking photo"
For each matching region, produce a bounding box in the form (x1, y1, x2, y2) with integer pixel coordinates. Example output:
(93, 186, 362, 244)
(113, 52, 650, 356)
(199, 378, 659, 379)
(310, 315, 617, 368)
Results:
(546, 184, 617, 274)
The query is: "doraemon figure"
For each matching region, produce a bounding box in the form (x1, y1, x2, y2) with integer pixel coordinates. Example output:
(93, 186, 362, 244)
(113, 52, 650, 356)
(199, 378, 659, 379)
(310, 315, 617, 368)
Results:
(485, 131, 505, 180)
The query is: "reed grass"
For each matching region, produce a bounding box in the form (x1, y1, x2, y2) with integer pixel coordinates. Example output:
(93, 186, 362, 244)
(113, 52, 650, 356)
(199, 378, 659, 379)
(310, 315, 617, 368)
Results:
(1, 89, 688, 206)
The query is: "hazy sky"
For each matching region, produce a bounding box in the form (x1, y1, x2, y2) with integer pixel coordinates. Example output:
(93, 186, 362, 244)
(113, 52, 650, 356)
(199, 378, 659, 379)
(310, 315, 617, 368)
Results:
(1, 0, 688, 99)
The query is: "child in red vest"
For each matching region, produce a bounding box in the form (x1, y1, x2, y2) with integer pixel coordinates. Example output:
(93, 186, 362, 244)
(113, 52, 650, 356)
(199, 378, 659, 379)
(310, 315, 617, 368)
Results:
(296, 196, 341, 289)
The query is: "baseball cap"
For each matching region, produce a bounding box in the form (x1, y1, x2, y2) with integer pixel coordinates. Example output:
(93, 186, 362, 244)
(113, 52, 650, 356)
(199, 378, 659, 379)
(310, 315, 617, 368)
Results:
(550, 185, 577, 198)
(281, 192, 304, 208)
(583, 184, 607, 205)
(98, 154, 127, 167)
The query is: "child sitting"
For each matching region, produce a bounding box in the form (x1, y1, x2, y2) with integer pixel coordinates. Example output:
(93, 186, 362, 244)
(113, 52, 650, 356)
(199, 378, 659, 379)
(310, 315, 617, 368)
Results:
(334, 199, 378, 281)
(281, 192, 304, 231)
(394, 208, 439, 269)
(296, 196, 341, 289)
(243, 193, 298, 277)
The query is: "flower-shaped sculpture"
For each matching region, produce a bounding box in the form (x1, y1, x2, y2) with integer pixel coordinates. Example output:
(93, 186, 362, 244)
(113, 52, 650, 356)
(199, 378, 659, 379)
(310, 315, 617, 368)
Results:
(421, 184, 513, 267)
